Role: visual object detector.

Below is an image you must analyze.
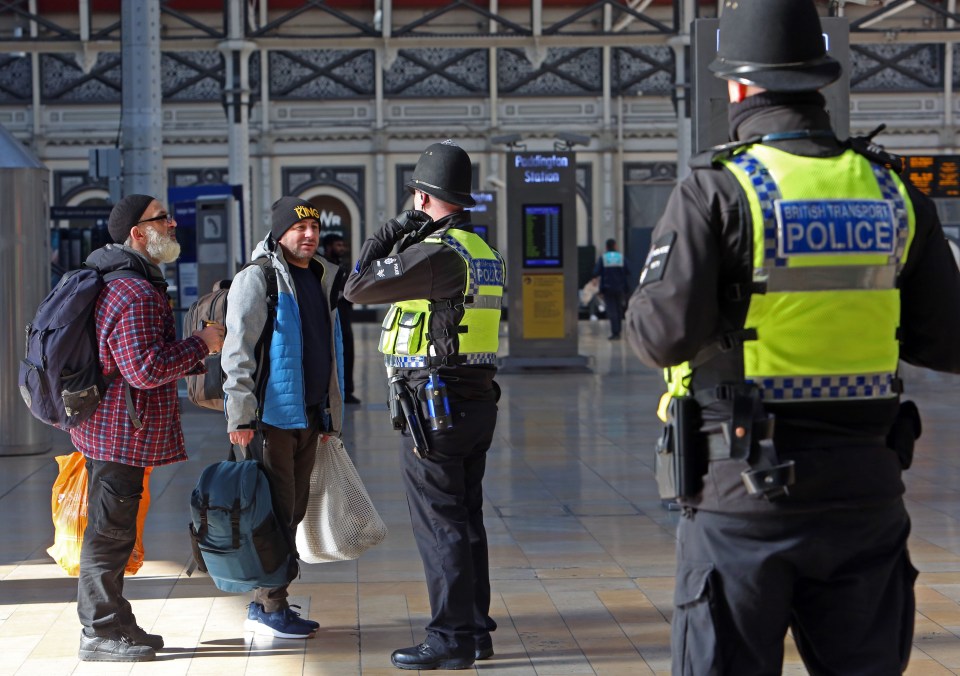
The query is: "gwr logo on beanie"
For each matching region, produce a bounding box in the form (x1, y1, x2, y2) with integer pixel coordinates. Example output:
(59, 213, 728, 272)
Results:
(108, 194, 155, 244)
(271, 196, 320, 240)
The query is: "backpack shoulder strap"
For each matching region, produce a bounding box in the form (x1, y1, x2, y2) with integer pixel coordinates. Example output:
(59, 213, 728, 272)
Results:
(83, 264, 148, 430)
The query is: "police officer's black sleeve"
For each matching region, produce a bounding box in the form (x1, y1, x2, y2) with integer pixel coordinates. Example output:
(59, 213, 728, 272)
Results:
(343, 223, 465, 305)
(624, 172, 727, 368)
(898, 185, 960, 373)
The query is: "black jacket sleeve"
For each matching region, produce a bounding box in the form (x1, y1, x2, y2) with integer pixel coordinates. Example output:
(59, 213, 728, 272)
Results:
(898, 183, 960, 372)
(624, 169, 738, 369)
(343, 221, 465, 305)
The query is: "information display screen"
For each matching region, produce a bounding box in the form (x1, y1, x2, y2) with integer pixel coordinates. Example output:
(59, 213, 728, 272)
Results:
(903, 155, 960, 197)
(522, 204, 563, 268)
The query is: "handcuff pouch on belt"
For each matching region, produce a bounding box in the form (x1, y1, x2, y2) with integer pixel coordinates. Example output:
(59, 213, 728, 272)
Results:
(388, 373, 431, 459)
(655, 396, 708, 501)
(656, 384, 796, 501)
(720, 385, 794, 500)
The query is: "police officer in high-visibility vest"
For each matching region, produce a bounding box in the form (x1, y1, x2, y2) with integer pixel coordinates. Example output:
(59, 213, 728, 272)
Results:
(344, 140, 504, 671)
(625, 1, 960, 673)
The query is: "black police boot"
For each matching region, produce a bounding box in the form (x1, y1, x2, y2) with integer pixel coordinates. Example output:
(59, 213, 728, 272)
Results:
(390, 642, 474, 670)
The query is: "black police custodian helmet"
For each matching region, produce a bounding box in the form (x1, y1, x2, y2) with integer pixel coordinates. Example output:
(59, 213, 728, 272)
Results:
(709, 0, 841, 93)
(405, 140, 476, 208)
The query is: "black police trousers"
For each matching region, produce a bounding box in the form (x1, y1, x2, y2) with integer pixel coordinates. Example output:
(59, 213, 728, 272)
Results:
(77, 458, 146, 636)
(400, 397, 498, 655)
(671, 500, 916, 676)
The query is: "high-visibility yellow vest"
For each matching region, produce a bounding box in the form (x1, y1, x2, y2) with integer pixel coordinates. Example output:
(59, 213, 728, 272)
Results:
(667, 145, 915, 405)
(379, 228, 504, 369)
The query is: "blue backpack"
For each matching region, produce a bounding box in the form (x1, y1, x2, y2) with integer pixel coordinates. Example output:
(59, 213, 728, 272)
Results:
(18, 265, 144, 430)
(188, 457, 298, 593)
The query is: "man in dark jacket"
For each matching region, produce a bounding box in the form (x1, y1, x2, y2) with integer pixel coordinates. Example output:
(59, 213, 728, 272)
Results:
(345, 141, 504, 671)
(625, 1, 960, 673)
(592, 238, 629, 340)
(322, 233, 360, 404)
(74, 194, 223, 662)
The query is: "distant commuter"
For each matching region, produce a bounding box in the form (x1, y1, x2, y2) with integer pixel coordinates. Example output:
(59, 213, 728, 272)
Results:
(322, 232, 361, 404)
(592, 238, 629, 340)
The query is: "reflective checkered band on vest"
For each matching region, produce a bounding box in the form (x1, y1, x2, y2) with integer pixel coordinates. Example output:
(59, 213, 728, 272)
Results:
(763, 264, 897, 292)
(441, 234, 481, 296)
(466, 295, 502, 310)
(870, 163, 910, 269)
(752, 372, 897, 401)
(383, 353, 498, 368)
(730, 153, 785, 268)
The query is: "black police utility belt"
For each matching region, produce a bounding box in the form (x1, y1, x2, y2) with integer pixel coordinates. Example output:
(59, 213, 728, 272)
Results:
(657, 386, 795, 503)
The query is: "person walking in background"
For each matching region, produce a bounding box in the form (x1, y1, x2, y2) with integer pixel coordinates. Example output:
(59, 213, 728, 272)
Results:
(221, 196, 345, 639)
(592, 238, 629, 340)
(74, 195, 223, 662)
(322, 233, 360, 404)
(625, 1, 960, 673)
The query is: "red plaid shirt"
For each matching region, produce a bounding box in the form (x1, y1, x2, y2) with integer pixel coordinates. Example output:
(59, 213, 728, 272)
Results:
(70, 277, 208, 467)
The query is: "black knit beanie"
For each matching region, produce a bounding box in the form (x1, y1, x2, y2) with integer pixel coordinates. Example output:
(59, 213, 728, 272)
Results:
(108, 194, 155, 244)
(271, 196, 320, 240)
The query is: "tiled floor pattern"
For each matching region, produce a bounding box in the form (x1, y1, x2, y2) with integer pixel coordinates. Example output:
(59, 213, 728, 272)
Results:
(2, 321, 960, 674)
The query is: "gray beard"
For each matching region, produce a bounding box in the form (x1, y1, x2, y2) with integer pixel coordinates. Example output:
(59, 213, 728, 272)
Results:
(145, 227, 181, 264)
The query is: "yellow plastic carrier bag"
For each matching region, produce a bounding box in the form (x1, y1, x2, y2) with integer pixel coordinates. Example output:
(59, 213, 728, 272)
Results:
(46, 451, 152, 576)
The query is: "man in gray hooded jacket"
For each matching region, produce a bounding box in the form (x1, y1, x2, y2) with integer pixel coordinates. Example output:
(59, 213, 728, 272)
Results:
(221, 196, 345, 639)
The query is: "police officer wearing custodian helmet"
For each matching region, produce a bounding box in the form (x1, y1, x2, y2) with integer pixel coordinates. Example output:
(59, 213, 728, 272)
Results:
(625, 0, 960, 673)
(344, 141, 504, 670)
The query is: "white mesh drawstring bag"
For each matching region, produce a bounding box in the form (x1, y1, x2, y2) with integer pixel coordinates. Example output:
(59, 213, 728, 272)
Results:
(296, 435, 387, 563)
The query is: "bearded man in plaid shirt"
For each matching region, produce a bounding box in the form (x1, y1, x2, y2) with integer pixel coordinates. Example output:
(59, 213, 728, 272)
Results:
(71, 194, 224, 663)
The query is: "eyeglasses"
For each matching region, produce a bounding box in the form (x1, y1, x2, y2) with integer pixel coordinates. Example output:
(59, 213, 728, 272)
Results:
(137, 213, 175, 225)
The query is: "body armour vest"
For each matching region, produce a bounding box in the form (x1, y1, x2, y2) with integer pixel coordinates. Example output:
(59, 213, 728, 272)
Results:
(669, 145, 916, 407)
(379, 227, 504, 369)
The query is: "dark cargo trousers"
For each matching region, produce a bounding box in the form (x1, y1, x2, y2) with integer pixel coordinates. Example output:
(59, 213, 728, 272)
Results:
(77, 458, 146, 636)
(671, 500, 916, 676)
(400, 397, 498, 656)
(246, 408, 322, 612)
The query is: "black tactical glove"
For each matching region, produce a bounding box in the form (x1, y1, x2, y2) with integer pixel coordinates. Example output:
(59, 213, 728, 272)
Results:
(384, 210, 432, 239)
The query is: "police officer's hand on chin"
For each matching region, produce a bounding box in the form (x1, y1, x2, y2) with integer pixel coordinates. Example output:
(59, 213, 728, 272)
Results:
(385, 209, 432, 240)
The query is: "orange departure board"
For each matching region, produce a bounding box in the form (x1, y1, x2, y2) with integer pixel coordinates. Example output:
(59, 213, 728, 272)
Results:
(903, 155, 960, 197)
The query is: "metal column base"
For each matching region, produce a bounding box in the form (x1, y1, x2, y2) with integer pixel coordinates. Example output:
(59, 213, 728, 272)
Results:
(497, 355, 592, 374)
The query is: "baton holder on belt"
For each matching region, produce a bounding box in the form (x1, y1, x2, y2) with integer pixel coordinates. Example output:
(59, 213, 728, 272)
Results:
(389, 374, 430, 459)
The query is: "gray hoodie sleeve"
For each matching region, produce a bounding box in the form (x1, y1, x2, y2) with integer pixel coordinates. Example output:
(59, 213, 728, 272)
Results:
(221, 262, 271, 432)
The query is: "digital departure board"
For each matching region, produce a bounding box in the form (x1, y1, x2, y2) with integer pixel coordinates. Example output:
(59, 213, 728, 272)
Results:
(522, 204, 563, 268)
(902, 155, 960, 197)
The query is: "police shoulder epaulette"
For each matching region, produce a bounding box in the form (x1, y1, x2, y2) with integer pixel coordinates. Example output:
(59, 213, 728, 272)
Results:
(688, 136, 762, 170)
(845, 124, 903, 174)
